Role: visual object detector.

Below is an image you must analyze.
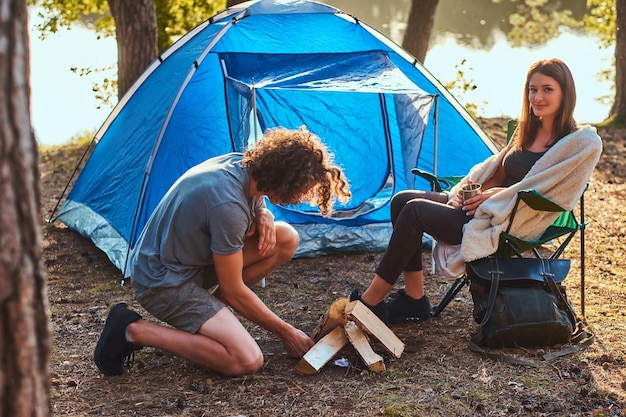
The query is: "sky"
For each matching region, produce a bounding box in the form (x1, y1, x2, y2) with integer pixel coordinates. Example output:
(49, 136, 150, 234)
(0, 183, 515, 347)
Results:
(426, 30, 614, 125)
(29, 9, 117, 146)
(28, 7, 614, 146)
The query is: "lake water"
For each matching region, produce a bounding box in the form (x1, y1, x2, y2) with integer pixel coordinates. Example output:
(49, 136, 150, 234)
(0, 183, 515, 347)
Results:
(29, 1, 614, 145)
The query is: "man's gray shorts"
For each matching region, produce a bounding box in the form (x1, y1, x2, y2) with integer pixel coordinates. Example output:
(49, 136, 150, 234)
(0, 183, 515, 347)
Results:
(132, 275, 225, 334)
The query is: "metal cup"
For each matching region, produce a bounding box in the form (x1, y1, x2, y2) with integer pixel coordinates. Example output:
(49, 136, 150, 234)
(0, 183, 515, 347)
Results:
(462, 183, 481, 202)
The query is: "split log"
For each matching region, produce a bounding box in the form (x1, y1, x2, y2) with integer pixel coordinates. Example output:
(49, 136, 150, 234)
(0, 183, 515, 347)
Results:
(311, 297, 348, 340)
(296, 326, 349, 375)
(344, 300, 405, 358)
(344, 321, 385, 372)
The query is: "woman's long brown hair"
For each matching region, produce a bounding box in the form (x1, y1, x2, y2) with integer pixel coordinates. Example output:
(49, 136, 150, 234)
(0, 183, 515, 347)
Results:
(509, 58, 577, 150)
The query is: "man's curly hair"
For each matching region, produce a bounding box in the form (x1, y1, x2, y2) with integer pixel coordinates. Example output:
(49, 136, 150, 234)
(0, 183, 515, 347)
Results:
(243, 126, 351, 216)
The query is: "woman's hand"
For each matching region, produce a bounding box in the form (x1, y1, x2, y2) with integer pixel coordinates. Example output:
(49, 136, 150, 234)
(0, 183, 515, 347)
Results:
(448, 191, 463, 208)
(249, 207, 276, 256)
(462, 187, 505, 216)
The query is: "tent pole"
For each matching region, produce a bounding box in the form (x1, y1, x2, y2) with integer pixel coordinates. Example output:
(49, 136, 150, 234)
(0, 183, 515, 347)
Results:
(431, 95, 439, 274)
(252, 85, 259, 146)
(433, 95, 439, 177)
(251, 86, 266, 288)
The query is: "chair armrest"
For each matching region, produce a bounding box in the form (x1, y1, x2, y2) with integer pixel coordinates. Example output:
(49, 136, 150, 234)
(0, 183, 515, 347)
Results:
(411, 168, 442, 192)
(411, 168, 464, 193)
(518, 189, 565, 212)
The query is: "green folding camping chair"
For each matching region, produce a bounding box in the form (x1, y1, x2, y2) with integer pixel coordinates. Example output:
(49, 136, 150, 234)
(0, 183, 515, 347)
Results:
(428, 187, 587, 317)
(413, 120, 589, 317)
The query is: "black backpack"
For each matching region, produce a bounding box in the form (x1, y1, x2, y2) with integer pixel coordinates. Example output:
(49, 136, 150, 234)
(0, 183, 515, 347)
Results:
(467, 257, 593, 366)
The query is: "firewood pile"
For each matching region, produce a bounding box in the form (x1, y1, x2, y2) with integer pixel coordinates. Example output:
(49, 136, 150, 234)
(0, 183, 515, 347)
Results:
(296, 298, 405, 374)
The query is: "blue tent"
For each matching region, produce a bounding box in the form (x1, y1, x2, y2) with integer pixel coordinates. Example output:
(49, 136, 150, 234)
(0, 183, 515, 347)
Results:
(56, 0, 497, 274)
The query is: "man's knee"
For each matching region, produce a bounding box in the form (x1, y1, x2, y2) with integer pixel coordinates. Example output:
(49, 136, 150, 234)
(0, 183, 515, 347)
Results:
(275, 222, 299, 256)
(224, 346, 264, 376)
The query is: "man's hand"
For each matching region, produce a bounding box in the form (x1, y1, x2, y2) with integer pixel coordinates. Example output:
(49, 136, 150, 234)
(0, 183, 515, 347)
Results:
(281, 326, 315, 358)
(248, 208, 276, 256)
(214, 252, 312, 357)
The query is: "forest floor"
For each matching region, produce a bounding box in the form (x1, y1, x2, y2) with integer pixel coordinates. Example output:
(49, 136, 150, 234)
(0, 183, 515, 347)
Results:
(40, 118, 626, 417)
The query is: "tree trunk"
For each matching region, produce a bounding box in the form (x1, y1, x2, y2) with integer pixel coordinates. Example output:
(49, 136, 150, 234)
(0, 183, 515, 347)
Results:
(0, 0, 51, 416)
(227, 0, 247, 7)
(108, 0, 158, 99)
(402, 0, 439, 63)
(609, 0, 626, 125)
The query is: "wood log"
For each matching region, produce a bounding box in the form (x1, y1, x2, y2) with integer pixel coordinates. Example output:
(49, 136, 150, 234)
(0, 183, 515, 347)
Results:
(311, 297, 348, 340)
(296, 326, 349, 375)
(344, 321, 385, 373)
(344, 300, 405, 358)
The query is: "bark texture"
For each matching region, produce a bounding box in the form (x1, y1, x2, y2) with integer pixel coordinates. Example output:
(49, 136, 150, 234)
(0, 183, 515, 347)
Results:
(0, 0, 51, 416)
(227, 0, 247, 8)
(108, 0, 158, 98)
(610, 0, 626, 123)
(402, 0, 439, 63)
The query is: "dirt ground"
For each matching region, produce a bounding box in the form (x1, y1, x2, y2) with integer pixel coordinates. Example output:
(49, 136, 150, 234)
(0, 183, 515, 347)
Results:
(39, 118, 626, 417)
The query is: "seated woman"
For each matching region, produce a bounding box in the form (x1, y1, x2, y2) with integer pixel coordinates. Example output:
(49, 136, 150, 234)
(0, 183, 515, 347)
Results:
(351, 58, 603, 325)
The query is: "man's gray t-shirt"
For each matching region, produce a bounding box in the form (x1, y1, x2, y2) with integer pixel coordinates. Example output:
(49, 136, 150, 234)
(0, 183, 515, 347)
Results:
(129, 153, 264, 288)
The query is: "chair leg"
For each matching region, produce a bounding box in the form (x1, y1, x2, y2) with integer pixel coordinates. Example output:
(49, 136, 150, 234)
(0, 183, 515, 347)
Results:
(580, 195, 586, 317)
(432, 275, 469, 317)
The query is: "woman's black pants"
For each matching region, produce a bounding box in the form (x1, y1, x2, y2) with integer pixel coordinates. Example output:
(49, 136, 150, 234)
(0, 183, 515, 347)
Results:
(374, 190, 472, 285)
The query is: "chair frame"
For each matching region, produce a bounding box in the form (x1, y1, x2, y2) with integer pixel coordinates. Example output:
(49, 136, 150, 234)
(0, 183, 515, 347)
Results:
(430, 187, 587, 318)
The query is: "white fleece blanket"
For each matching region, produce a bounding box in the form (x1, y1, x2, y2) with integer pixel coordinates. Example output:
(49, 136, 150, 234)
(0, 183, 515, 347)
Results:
(434, 124, 603, 278)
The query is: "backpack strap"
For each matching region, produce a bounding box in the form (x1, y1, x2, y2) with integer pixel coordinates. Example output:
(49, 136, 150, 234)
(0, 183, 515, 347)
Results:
(477, 256, 502, 327)
(539, 259, 595, 360)
(541, 323, 595, 361)
(540, 258, 577, 326)
(469, 257, 501, 350)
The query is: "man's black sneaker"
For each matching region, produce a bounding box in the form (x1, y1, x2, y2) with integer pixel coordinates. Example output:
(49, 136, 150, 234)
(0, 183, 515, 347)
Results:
(94, 303, 142, 376)
(387, 289, 432, 324)
(349, 289, 389, 325)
